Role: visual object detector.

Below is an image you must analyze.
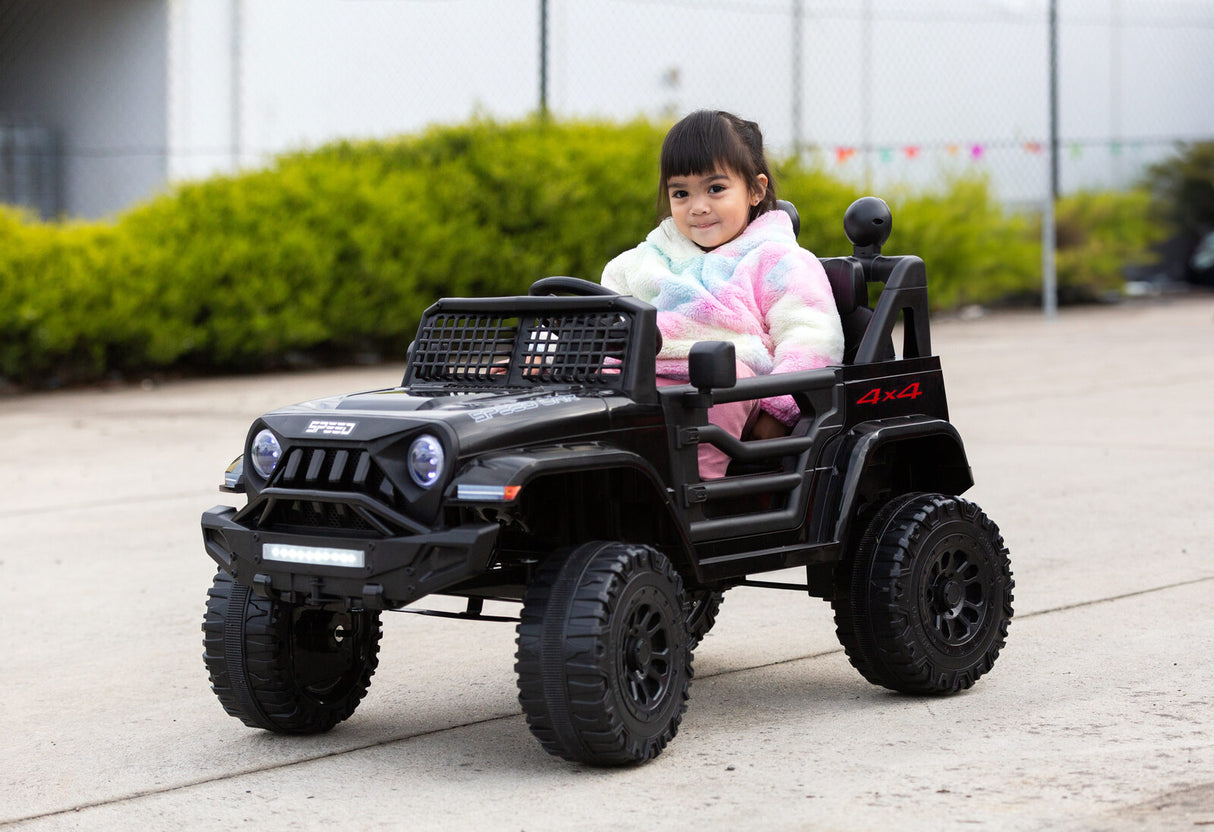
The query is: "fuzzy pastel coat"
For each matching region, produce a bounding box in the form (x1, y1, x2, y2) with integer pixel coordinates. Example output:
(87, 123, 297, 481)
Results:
(601, 209, 844, 425)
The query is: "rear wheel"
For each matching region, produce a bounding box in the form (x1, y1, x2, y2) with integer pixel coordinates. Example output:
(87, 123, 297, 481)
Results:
(833, 493, 1013, 694)
(202, 569, 381, 733)
(516, 541, 692, 765)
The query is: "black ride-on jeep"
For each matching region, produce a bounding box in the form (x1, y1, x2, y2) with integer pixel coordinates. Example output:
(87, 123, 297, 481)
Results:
(201, 197, 1013, 766)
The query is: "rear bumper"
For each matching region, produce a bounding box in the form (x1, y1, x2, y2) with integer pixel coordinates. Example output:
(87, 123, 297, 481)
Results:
(201, 505, 500, 610)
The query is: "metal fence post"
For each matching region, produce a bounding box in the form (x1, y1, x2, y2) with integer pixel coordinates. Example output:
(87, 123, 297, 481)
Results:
(539, 0, 549, 119)
(1043, 0, 1060, 319)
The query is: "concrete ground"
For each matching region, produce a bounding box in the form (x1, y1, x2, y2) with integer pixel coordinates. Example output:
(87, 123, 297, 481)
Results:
(2, 295, 1213, 831)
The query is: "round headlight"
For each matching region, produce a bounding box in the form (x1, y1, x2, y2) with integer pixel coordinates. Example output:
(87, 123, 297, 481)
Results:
(250, 429, 282, 479)
(408, 434, 445, 488)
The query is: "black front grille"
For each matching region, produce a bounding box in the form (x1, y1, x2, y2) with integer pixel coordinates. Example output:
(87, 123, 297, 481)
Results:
(268, 499, 377, 533)
(259, 446, 400, 534)
(273, 447, 394, 501)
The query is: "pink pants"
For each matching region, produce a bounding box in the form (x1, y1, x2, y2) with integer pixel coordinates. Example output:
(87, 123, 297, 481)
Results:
(657, 363, 759, 480)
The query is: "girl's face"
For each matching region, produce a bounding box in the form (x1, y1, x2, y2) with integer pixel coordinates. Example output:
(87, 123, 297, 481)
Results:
(666, 166, 767, 250)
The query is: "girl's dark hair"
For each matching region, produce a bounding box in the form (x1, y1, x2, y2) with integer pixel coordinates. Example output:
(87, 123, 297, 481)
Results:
(657, 110, 777, 222)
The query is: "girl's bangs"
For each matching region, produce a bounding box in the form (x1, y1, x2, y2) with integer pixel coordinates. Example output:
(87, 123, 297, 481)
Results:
(660, 114, 751, 181)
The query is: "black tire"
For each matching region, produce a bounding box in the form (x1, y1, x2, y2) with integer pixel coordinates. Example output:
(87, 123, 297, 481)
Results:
(516, 541, 692, 766)
(684, 589, 725, 647)
(202, 569, 381, 734)
(832, 493, 1013, 694)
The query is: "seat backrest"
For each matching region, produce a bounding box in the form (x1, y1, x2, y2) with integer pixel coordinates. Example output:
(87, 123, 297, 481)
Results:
(819, 256, 888, 364)
(776, 199, 800, 237)
(784, 201, 892, 364)
(820, 257, 865, 315)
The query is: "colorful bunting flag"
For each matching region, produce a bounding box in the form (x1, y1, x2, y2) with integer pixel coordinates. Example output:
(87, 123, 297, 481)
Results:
(824, 139, 1138, 165)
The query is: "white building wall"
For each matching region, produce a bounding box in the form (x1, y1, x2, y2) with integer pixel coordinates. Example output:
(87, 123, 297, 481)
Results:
(3, 0, 1213, 218)
(166, 0, 239, 184)
(0, 0, 166, 218)
(165, 0, 538, 185)
(156, 0, 1214, 210)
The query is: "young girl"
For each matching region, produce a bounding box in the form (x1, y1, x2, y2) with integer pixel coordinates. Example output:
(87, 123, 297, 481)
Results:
(601, 110, 844, 479)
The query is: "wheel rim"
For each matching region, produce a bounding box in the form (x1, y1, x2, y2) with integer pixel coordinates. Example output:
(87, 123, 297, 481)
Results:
(617, 588, 675, 719)
(290, 609, 370, 702)
(919, 532, 992, 650)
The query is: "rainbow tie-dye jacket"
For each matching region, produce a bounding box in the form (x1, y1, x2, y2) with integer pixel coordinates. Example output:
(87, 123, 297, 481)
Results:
(601, 209, 844, 425)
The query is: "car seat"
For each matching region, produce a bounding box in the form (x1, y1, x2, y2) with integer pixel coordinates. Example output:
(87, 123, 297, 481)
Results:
(776, 199, 893, 366)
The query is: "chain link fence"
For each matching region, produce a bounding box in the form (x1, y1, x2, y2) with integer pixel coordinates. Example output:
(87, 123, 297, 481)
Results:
(1, 0, 1212, 219)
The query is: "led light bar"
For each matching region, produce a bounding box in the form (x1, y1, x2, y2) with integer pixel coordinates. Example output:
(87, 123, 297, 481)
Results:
(457, 484, 521, 501)
(262, 542, 365, 568)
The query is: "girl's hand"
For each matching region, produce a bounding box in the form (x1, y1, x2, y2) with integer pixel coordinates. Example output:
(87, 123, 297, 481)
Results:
(749, 411, 789, 440)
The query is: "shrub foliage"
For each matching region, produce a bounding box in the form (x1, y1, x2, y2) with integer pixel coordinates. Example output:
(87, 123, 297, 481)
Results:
(1144, 140, 1214, 239)
(0, 118, 1163, 388)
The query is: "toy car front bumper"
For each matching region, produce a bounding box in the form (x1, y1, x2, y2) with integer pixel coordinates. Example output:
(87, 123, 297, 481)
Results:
(201, 505, 500, 610)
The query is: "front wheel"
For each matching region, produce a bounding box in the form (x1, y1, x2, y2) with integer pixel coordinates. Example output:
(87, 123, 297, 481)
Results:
(833, 493, 1013, 694)
(516, 542, 692, 765)
(202, 569, 381, 734)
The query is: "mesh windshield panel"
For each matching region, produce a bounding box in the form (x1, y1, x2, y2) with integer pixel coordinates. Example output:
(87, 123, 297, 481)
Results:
(411, 314, 520, 382)
(409, 309, 631, 387)
(521, 313, 627, 383)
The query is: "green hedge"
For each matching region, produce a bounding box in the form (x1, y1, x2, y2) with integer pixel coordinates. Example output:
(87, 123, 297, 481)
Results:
(1052, 188, 1166, 302)
(775, 167, 1039, 310)
(0, 117, 1164, 389)
(1144, 140, 1214, 239)
(775, 167, 1165, 309)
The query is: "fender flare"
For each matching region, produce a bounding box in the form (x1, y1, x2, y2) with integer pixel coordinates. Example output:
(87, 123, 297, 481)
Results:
(448, 444, 695, 563)
(824, 417, 974, 545)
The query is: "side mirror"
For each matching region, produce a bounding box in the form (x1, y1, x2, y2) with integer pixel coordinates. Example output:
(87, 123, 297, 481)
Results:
(688, 341, 736, 391)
